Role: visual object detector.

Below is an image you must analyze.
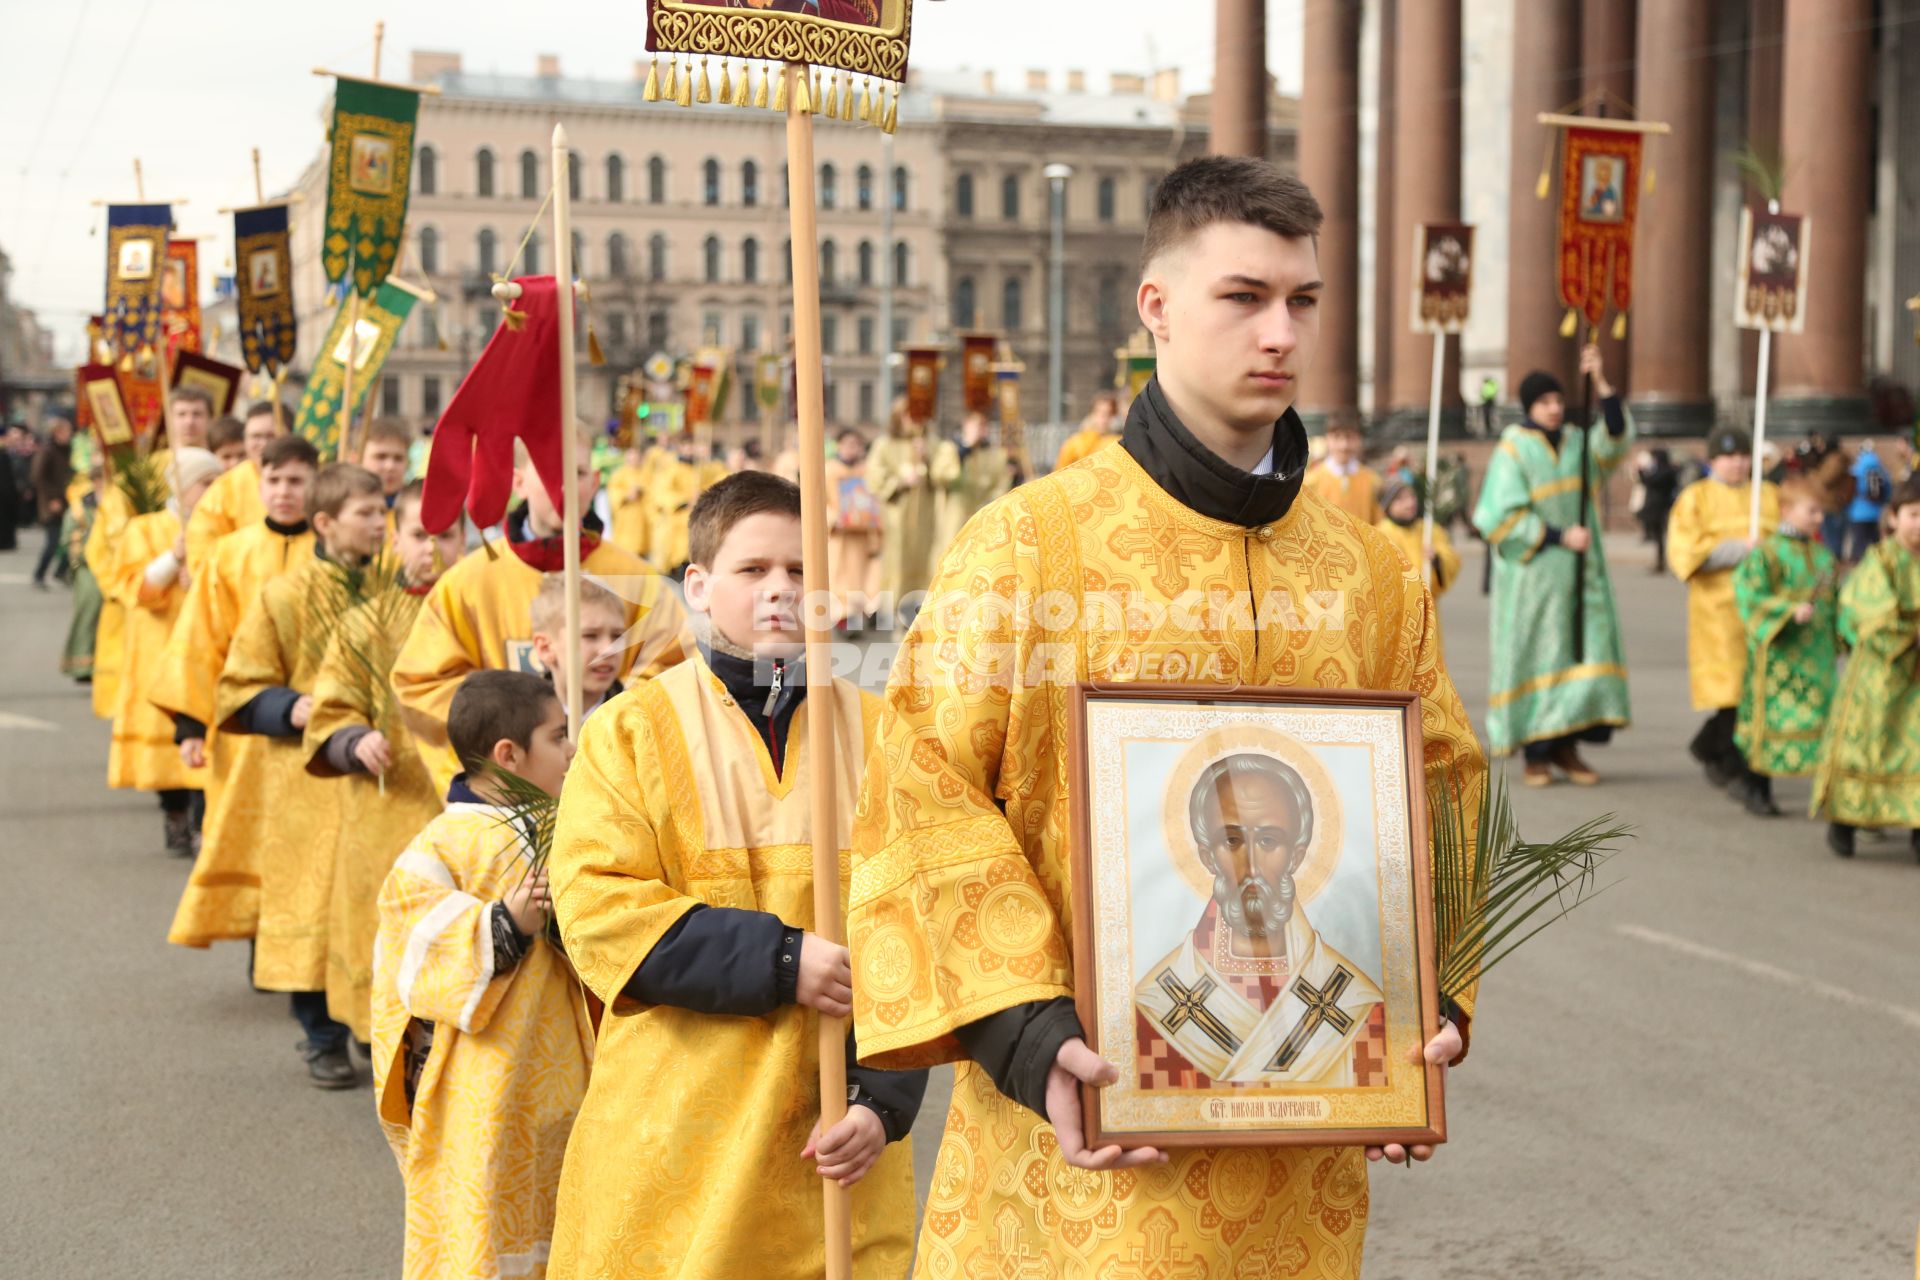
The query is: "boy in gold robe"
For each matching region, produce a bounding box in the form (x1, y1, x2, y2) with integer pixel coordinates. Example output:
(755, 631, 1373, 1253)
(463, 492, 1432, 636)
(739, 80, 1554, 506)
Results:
(605, 443, 653, 559)
(1053, 392, 1120, 468)
(1303, 417, 1383, 524)
(372, 669, 594, 1280)
(392, 438, 690, 793)
(866, 405, 935, 617)
(1374, 476, 1461, 658)
(529, 576, 630, 720)
(156, 435, 320, 950)
(1668, 428, 1779, 807)
(548, 472, 926, 1280)
(217, 462, 388, 1087)
(305, 480, 467, 1044)
(929, 411, 1012, 566)
(359, 418, 414, 505)
(825, 428, 883, 629)
(186, 401, 283, 575)
(848, 156, 1482, 1278)
(106, 446, 223, 855)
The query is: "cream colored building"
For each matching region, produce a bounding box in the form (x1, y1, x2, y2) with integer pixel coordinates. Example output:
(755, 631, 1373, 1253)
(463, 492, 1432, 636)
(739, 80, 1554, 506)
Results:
(284, 52, 1298, 443)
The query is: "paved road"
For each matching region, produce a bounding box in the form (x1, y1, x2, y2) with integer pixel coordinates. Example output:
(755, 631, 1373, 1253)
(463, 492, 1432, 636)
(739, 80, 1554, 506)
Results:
(2, 533, 1915, 1279)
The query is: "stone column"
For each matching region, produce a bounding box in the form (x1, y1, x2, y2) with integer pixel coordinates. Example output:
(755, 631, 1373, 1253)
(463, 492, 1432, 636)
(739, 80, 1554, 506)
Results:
(1627, 0, 1716, 436)
(1580, 0, 1637, 393)
(1298, 0, 1361, 432)
(1507, 0, 1582, 410)
(1386, 0, 1463, 437)
(1740, 0, 1784, 395)
(1370, 0, 1398, 418)
(1774, 0, 1871, 434)
(1211, 0, 1269, 158)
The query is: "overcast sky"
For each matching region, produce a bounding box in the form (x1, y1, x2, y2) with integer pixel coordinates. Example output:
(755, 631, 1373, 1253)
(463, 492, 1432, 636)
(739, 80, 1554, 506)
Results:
(2, 0, 1306, 361)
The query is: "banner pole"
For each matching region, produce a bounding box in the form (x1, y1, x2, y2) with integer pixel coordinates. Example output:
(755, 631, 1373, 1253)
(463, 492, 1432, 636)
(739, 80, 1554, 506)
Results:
(552, 124, 585, 741)
(1750, 327, 1771, 543)
(1421, 331, 1445, 586)
(337, 280, 362, 465)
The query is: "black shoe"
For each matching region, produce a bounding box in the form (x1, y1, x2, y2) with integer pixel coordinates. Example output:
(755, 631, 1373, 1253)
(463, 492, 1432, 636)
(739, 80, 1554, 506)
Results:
(352, 1038, 372, 1061)
(163, 811, 192, 856)
(1735, 780, 1781, 818)
(1826, 824, 1856, 858)
(299, 1039, 359, 1089)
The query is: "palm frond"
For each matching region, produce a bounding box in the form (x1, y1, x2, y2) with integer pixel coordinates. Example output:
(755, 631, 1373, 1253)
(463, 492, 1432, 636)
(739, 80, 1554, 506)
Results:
(480, 763, 559, 876)
(1430, 764, 1630, 1004)
(111, 448, 169, 516)
(298, 552, 402, 673)
(1730, 142, 1785, 205)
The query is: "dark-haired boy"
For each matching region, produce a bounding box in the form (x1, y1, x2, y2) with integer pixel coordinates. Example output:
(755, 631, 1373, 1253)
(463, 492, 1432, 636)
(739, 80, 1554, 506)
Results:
(359, 417, 414, 502)
(548, 471, 927, 1279)
(215, 461, 388, 1085)
(372, 669, 594, 1279)
(847, 154, 1485, 1275)
(207, 416, 246, 472)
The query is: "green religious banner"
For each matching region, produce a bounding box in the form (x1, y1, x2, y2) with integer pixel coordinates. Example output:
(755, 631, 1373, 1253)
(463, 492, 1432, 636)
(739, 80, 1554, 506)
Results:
(323, 77, 419, 297)
(293, 279, 419, 456)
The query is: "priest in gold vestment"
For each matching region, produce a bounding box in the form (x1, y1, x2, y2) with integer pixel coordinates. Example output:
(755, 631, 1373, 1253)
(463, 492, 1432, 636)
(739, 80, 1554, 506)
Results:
(849, 157, 1481, 1279)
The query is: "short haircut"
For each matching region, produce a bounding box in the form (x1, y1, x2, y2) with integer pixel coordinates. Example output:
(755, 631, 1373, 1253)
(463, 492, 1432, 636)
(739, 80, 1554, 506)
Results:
(447, 670, 561, 774)
(259, 434, 319, 472)
(687, 470, 801, 567)
(392, 479, 427, 526)
(1777, 474, 1828, 510)
(307, 462, 382, 520)
(362, 417, 412, 450)
(207, 416, 246, 453)
(836, 427, 866, 446)
(1141, 156, 1325, 273)
(1890, 475, 1920, 514)
(243, 401, 284, 425)
(168, 384, 214, 411)
(531, 575, 625, 635)
(1188, 753, 1315, 867)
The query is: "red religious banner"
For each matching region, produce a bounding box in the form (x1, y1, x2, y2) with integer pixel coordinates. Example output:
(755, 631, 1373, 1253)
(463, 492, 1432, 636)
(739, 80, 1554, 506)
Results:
(77, 364, 137, 447)
(171, 351, 244, 415)
(902, 345, 941, 423)
(1556, 126, 1643, 334)
(1734, 207, 1810, 334)
(685, 355, 719, 433)
(1410, 223, 1475, 335)
(161, 239, 202, 359)
(961, 333, 996, 415)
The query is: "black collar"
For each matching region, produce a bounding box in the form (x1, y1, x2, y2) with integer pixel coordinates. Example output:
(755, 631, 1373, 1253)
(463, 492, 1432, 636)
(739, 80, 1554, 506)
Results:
(265, 516, 310, 537)
(446, 773, 488, 805)
(701, 641, 806, 718)
(1118, 376, 1307, 527)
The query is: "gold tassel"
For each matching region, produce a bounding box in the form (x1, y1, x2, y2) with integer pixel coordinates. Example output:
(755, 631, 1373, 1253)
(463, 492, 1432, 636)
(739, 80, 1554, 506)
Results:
(1611, 312, 1627, 341)
(717, 60, 731, 105)
(823, 75, 838, 119)
(884, 85, 899, 134)
(753, 63, 769, 109)
(794, 68, 811, 115)
(587, 322, 606, 366)
(1559, 308, 1579, 338)
(642, 56, 660, 102)
(840, 73, 855, 121)
(663, 57, 678, 102)
(773, 64, 788, 112)
(503, 306, 528, 332)
(858, 78, 873, 123)
(697, 56, 712, 104)
(1644, 168, 1656, 196)
(676, 57, 693, 107)
(733, 61, 750, 108)
(476, 524, 499, 562)
(812, 70, 824, 115)
(1535, 169, 1550, 200)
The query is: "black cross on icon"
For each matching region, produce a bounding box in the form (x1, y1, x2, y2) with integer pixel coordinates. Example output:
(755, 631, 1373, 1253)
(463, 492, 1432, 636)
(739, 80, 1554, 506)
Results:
(1154, 971, 1242, 1055)
(1268, 965, 1356, 1072)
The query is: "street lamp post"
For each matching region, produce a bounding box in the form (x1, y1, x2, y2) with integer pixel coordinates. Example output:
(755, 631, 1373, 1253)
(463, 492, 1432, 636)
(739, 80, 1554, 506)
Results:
(879, 129, 895, 417)
(1044, 162, 1072, 429)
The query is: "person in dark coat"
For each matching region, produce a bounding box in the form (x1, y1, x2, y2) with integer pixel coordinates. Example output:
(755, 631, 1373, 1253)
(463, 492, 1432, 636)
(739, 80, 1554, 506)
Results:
(30, 419, 75, 588)
(1636, 446, 1681, 573)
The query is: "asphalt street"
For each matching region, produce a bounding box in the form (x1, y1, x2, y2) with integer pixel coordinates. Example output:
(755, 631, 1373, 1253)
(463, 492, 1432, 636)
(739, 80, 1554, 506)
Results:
(2, 530, 1915, 1279)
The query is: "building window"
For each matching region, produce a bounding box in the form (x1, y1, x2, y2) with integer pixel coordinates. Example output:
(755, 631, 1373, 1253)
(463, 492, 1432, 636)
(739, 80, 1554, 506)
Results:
(417, 146, 437, 195)
(571, 230, 585, 278)
(741, 159, 758, 206)
(1002, 276, 1022, 330)
(606, 154, 625, 203)
(857, 164, 874, 211)
(893, 242, 909, 287)
(702, 311, 722, 345)
(858, 381, 874, 425)
(648, 155, 667, 204)
(520, 150, 539, 199)
(381, 379, 402, 415)
(1002, 173, 1021, 222)
(1097, 175, 1116, 224)
(742, 237, 760, 284)
(741, 313, 760, 353)
(953, 275, 976, 328)
(568, 150, 583, 202)
(893, 166, 908, 212)
(647, 309, 669, 351)
(525, 233, 540, 275)
(475, 148, 495, 197)
(784, 238, 793, 283)
(820, 240, 836, 285)
(857, 240, 874, 286)
(1143, 171, 1162, 218)
(891, 318, 907, 349)
(477, 228, 498, 278)
(822, 314, 838, 355)
(857, 315, 874, 354)
(649, 234, 668, 282)
(704, 157, 721, 206)
(955, 172, 974, 219)
(1097, 269, 1123, 332)
(825, 382, 840, 422)
(704, 236, 722, 283)
(418, 226, 439, 275)
(820, 163, 838, 210)
(420, 306, 441, 350)
(422, 376, 444, 417)
(608, 311, 628, 348)
(607, 232, 628, 280)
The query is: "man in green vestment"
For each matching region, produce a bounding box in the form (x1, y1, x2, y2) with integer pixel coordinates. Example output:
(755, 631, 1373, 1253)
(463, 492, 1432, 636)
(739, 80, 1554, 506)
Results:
(1472, 344, 1633, 785)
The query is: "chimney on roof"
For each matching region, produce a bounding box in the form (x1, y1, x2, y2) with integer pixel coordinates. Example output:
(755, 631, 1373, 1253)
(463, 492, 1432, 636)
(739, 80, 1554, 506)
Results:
(537, 53, 561, 78)
(410, 50, 462, 82)
(981, 69, 995, 94)
(1110, 71, 1146, 95)
(1152, 68, 1181, 102)
(1026, 69, 1049, 92)
(1066, 69, 1086, 93)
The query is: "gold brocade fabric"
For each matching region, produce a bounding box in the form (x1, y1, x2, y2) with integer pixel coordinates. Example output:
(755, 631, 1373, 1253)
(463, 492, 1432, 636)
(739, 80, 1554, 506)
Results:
(1371, 518, 1461, 660)
(81, 489, 126, 718)
(391, 538, 690, 795)
(104, 509, 205, 792)
(1052, 428, 1119, 470)
(847, 449, 1486, 1278)
(605, 462, 652, 559)
(546, 660, 916, 1280)
(305, 588, 441, 1042)
(160, 521, 315, 948)
(867, 434, 934, 602)
(929, 440, 1011, 563)
(215, 557, 349, 991)
(1667, 479, 1779, 711)
(1302, 462, 1384, 526)
(185, 460, 263, 578)
(372, 806, 596, 1280)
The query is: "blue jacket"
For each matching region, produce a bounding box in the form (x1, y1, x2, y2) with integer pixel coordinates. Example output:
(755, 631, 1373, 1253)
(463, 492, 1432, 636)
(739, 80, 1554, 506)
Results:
(1848, 449, 1891, 523)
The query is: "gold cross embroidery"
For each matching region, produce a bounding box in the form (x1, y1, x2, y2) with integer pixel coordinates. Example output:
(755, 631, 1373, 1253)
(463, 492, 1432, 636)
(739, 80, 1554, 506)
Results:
(1268, 965, 1356, 1072)
(1106, 504, 1215, 598)
(1154, 971, 1241, 1055)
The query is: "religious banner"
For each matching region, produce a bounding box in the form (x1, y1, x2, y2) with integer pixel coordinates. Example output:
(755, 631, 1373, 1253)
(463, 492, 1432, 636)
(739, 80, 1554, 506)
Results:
(1410, 223, 1474, 335)
(685, 351, 721, 433)
(1116, 330, 1155, 400)
(754, 350, 784, 414)
(641, 0, 910, 129)
(902, 344, 941, 423)
(78, 364, 137, 447)
(960, 332, 996, 415)
(293, 279, 419, 456)
(1541, 115, 1667, 339)
(103, 204, 171, 364)
(1734, 207, 1810, 334)
(322, 77, 419, 297)
(234, 203, 298, 373)
(992, 343, 1031, 476)
(171, 351, 244, 416)
(161, 239, 201, 359)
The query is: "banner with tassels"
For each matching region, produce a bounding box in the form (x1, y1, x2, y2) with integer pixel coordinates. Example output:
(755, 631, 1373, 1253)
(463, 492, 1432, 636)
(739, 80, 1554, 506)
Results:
(103, 204, 171, 365)
(961, 332, 996, 415)
(641, 0, 911, 132)
(234, 203, 298, 374)
(161, 238, 202, 359)
(902, 344, 941, 422)
(1538, 112, 1669, 341)
(292, 279, 419, 457)
(322, 77, 420, 297)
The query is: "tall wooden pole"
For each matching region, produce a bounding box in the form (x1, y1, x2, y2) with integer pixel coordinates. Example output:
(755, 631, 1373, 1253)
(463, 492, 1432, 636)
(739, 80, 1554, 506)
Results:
(551, 124, 586, 740)
(337, 284, 363, 463)
(783, 59, 852, 1280)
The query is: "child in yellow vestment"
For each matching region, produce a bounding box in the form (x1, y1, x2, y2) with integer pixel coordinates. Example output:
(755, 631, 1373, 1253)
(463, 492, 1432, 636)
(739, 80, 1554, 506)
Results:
(1373, 476, 1461, 656)
(547, 472, 926, 1280)
(1303, 417, 1384, 524)
(305, 481, 468, 1045)
(216, 462, 388, 1088)
(186, 403, 282, 574)
(372, 670, 595, 1280)
(529, 576, 629, 721)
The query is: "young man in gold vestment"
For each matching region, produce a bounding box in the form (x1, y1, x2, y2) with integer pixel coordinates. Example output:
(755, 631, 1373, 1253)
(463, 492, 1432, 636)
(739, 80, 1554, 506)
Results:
(1303, 417, 1383, 524)
(217, 462, 388, 1087)
(547, 473, 927, 1280)
(156, 435, 319, 953)
(372, 669, 595, 1280)
(306, 481, 468, 1045)
(186, 401, 284, 575)
(847, 157, 1483, 1279)
(392, 437, 690, 793)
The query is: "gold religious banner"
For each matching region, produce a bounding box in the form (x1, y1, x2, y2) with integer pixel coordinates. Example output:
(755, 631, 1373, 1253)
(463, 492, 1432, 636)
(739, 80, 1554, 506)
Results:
(641, 0, 912, 130)
(293, 278, 424, 456)
(754, 350, 784, 413)
(321, 77, 421, 297)
(685, 347, 729, 433)
(233, 202, 298, 374)
(78, 364, 137, 447)
(1539, 112, 1670, 340)
(1410, 223, 1474, 335)
(104, 203, 172, 365)
(992, 343, 1031, 476)
(1734, 207, 1810, 334)
(960, 332, 996, 415)
(171, 351, 244, 416)
(901, 344, 942, 423)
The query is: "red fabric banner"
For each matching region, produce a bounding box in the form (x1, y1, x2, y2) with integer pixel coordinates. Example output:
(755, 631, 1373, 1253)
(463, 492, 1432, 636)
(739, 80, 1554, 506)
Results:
(1556, 127, 1644, 327)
